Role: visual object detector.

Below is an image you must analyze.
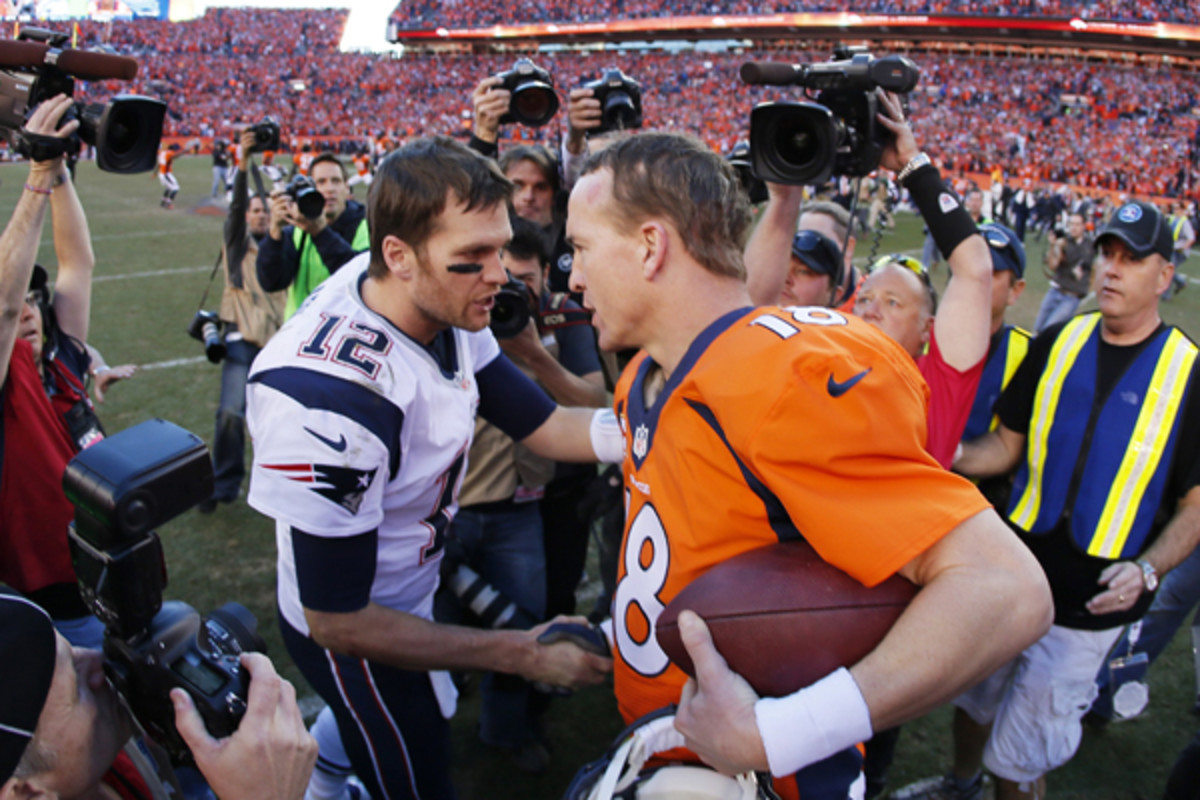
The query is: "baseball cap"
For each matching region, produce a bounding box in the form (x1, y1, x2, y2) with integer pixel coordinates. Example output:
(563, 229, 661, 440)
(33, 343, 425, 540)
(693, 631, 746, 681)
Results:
(0, 592, 56, 783)
(979, 223, 1026, 280)
(1097, 200, 1173, 261)
(790, 229, 844, 284)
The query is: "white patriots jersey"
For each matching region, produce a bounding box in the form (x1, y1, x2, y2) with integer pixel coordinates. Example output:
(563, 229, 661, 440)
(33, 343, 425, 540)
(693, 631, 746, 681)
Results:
(247, 254, 501, 636)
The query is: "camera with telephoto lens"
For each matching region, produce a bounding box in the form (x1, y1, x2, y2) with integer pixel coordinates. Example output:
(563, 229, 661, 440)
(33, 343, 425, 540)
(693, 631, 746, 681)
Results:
(743, 45, 920, 186)
(581, 68, 642, 135)
(285, 173, 325, 220)
(0, 27, 165, 173)
(63, 418, 267, 765)
(247, 116, 280, 153)
(187, 309, 226, 364)
(496, 58, 559, 128)
(489, 274, 536, 339)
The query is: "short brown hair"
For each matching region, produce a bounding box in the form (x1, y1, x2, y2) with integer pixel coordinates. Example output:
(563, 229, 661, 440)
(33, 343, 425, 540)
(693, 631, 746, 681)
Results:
(498, 145, 560, 196)
(367, 136, 513, 278)
(310, 152, 347, 180)
(579, 132, 749, 280)
(799, 201, 851, 242)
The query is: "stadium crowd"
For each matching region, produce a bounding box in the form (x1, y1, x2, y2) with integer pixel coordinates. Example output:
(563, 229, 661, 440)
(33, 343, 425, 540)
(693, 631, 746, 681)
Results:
(390, 0, 1200, 31)
(63, 10, 1200, 201)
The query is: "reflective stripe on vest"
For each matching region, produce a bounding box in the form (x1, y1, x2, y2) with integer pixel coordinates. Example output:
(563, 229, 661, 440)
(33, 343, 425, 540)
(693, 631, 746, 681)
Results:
(1008, 313, 1197, 559)
(1172, 216, 1186, 243)
(963, 324, 1031, 441)
(286, 220, 370, 319)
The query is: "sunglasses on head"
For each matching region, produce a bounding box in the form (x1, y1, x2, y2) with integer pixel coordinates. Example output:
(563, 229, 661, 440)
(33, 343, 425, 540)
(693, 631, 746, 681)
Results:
(792, 230, 841, 263)
(869, 253, 927, 278)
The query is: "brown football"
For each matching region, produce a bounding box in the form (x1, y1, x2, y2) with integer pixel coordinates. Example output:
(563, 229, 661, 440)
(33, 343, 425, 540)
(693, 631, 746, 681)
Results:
(655, 539, 918, 697)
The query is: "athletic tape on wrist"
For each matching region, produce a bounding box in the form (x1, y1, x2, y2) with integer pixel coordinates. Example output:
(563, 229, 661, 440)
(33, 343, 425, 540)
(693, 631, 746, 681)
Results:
(589, 408, 625, 463)
(754, 667, 873, 777)
(904, 164, 977, 260)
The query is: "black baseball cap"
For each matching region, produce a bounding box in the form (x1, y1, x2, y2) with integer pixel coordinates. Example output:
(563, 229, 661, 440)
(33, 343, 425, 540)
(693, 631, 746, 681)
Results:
(790, 229, 844, 284)
(980, 223, 1026, 280)
(1097, 201, 1173, 261)
(0, 592, 56, 783)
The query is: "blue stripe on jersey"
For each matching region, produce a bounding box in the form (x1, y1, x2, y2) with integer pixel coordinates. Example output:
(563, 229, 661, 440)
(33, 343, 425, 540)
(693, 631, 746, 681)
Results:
(293, 527, 378, 613)
(476, 354, 555, 441)
(251, 366, 405, 479)
(684, 397, 804, 544)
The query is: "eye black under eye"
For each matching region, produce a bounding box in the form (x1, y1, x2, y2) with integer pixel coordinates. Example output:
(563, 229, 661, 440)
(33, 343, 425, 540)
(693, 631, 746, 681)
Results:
(447, 263, 484, 274)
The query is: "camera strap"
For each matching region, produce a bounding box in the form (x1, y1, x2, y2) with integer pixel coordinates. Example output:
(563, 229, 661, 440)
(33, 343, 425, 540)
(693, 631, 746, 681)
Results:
(12, 129, 76, 162)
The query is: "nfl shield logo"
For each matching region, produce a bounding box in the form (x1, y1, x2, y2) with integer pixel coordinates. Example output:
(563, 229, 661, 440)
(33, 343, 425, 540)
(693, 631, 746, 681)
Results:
(632, 424, 649, 459)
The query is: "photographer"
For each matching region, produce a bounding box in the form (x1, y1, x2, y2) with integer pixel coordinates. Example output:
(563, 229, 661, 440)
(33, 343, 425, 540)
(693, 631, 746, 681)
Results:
(0, 591, 317, 800)
(256, 153, 368, 319)
(200, 127, 287, 512)
(0, 95, 107, 649)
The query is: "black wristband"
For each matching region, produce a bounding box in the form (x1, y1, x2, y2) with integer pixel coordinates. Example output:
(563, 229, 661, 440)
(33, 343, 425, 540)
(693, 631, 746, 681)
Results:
(468, 134, 499, 159)
(904, 164, 977, 259)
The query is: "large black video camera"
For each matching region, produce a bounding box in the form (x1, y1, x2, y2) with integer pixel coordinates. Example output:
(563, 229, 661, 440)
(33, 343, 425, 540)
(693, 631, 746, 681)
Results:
(496, 58, 559, 128)
(581, 68, 642, 136)
(0, 28, 165, 174)
(742, 46, 919, 186)
(64, 419, 266, 764)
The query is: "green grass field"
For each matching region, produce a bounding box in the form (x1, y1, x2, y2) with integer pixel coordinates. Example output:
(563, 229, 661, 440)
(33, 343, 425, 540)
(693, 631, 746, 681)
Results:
(9, 154, 1199, 799)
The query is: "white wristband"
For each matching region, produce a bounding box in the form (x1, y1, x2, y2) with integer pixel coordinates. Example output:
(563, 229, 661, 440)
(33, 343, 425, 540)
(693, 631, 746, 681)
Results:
(754, 667, 873, 777)
(589, 408, 625, 463)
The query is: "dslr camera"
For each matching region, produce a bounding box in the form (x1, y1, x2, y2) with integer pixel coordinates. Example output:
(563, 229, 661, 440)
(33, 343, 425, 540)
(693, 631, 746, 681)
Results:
(187, 309, 226, 364)
(247, 116, 281, 153)
(0, 27, 165, 173)
(581, 68, 642, 135)
(496, 58, 559, 128)
(490, 274, 536, 339)
(285, 173, 325, 220)
(742, 46, 920, 186)
(64, 418, 266, 764)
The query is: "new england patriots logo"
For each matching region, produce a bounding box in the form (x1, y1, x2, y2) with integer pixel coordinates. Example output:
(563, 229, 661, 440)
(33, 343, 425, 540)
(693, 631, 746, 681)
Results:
(264, 463, 377, 514)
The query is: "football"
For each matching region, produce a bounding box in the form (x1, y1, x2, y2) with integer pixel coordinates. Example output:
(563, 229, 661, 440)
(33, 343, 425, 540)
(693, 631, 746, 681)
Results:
(655, 540, 918, 697)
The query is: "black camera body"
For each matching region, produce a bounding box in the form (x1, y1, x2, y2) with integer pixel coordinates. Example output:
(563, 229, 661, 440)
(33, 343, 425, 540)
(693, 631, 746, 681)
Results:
(727, 141, 768, 204)
(187, 309, 226, 364)
(490, 276, 536, 339)
(496, 58, 559, 128)
(248, 116, 280, 153)
(745, 47, 919, 186)
(582, 68, 642, 136)
(63, 419, 266, 763)
(285, 173, 325, 220)
(0, 28, 165, 174)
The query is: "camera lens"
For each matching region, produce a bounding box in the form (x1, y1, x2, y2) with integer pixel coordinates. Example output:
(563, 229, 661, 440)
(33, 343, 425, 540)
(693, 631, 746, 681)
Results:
(511, 85, 558, 127)
(751, 102, 838, 186)
(601, 91, 638, 131)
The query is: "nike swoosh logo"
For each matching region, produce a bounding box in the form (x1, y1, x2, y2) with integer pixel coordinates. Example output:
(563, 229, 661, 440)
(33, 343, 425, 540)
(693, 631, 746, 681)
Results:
(827, 368, 871, 398)
(304, 427, 347, 452)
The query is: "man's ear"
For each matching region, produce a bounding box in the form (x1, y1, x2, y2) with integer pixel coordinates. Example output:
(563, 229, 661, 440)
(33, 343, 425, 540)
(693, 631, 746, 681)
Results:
(381, 235, 416, 280)
(1, 776, 55, 800)
(639, 221, 668, 281)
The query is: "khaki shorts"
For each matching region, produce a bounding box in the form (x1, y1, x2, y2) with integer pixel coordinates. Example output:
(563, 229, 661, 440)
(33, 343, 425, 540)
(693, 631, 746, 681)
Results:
(954, 624, 1122, 784)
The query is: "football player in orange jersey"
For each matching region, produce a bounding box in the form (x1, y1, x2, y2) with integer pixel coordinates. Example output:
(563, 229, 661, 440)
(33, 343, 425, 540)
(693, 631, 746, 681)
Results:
(565, 126, 1052, 798)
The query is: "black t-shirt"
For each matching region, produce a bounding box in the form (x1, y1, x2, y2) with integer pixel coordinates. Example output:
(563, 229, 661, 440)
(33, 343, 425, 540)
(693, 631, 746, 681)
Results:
(995, 318, 1200, 629)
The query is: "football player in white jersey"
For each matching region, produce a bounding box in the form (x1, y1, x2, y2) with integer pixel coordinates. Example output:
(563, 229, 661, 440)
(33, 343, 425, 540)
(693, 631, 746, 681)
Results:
(246, 137, 615, 800)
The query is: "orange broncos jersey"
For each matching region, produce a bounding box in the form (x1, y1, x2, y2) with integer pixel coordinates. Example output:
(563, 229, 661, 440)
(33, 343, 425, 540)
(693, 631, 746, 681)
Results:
(611, 306, 990, 760)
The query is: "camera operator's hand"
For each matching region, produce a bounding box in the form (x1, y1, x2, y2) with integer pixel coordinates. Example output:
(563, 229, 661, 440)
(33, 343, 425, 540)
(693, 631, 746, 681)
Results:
(292, 203, 328, 238)
(473, 76, 509, 145)
(172, 653, 317, 800)
(497, 317, 544, 364)
(565, 88, 602, 156)
(25, 94, 80, 173)
(268, 188, 292, 240)
(521, 615, 612, 690)
(239, 128, 258, 171)
(874, 90, 920, 175)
